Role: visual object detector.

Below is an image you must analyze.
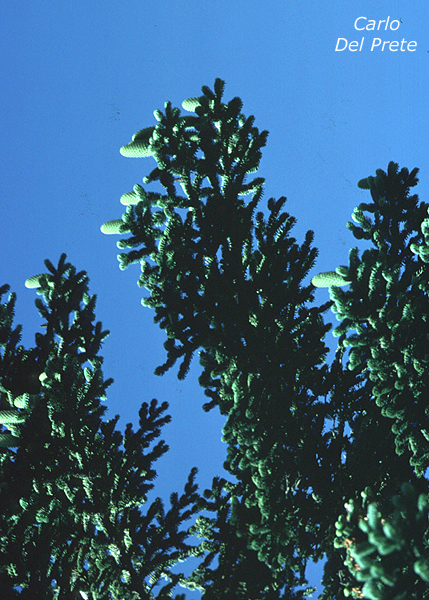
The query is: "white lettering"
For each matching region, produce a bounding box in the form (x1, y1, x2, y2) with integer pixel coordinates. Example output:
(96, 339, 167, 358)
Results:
(354, 17, 366, 30)
(335, 38, 348, 51)
(354, 16, 401, 31)
(370, 38, 417, 51)
(335, 37, 365, 51)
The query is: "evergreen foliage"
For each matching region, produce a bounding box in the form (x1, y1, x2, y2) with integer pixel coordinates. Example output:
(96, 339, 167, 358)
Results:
(100, 80, 429, 598)
(0, 256, 202, 599)
(3, 79, 429, 598)
(334, 482, 429, 599)
(328, 164, 429, 476)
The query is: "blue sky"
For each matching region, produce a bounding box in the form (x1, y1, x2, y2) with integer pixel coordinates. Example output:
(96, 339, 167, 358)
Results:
(1, 0, 428, 595)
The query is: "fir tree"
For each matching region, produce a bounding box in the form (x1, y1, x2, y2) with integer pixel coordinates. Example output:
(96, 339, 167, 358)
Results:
(102, 80, 429, 599)
(315, 163, 429, 599)
(4, 79, 429, 599)
(0, 255, 202, 599)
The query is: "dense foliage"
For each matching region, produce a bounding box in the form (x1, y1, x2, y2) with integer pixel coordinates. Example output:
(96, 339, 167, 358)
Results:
(1, 79, 428, 599)
(0, 259, 201, 599)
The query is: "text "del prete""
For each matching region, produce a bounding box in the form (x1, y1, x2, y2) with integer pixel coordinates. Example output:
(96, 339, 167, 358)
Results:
(335, 16, 417, 52)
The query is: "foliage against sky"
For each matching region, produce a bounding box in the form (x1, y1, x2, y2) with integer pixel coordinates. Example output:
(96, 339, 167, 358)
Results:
(1, 79, 429, 599)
